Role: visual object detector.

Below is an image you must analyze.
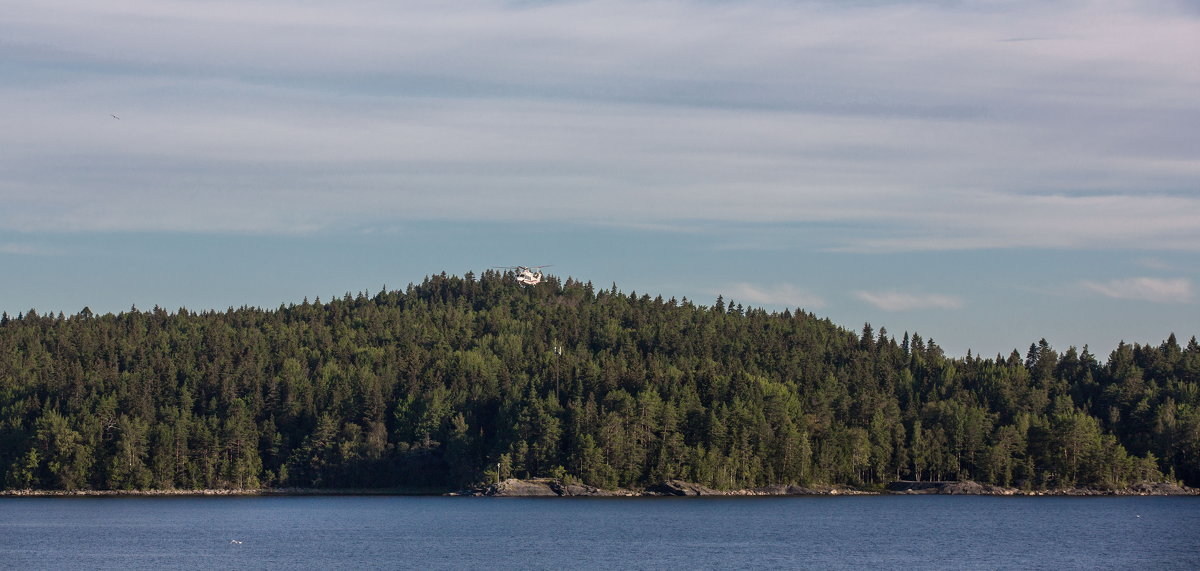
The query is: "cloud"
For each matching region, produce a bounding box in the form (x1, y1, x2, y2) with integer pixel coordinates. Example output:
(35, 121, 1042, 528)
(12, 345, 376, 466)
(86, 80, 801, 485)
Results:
(855, 291, 965, 312)
(1135, 257, 1176, 271)
(1081, 277, 1194, 303)
(1, 0, 1198, 251)
(0, 242, 60, 256)
(835, 192, 1200, 253)
(726, 283, 826, 309)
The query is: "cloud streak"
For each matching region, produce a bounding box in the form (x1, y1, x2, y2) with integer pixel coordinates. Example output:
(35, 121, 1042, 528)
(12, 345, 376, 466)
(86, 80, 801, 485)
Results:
(0, 242, 59, 256)
(855, 291, 965, 312)
(726, 283, 826, 310)
(1081, 277, 1194, 303)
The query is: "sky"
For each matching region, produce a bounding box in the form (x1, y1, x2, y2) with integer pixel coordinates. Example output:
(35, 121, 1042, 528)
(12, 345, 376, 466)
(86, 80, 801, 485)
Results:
(2, 0, 1198, 357)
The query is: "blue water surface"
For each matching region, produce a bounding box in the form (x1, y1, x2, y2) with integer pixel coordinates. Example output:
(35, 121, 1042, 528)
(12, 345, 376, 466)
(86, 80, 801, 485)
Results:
(1, 495, 1197, 570)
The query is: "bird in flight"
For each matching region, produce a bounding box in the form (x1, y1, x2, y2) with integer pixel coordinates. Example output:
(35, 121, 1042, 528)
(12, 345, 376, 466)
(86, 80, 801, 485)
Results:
(110, 114, 120, 120)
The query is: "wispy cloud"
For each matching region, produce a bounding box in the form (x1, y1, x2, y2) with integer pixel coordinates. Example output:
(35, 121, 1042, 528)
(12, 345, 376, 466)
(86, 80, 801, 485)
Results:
(0, 242, 60, 256)
(855, 291, 965, 312)
(1135, 257, 1176, 271)
(835, 192, 1200, 253)
(1081, 277, 1193, 303)
(726, 283, 826, 309)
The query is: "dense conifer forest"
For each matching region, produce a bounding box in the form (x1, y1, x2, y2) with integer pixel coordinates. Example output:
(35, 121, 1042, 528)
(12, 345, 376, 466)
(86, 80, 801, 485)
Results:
(2, 272, 1198, 492)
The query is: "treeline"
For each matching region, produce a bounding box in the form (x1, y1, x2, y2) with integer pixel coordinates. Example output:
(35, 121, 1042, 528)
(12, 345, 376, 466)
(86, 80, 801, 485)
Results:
(1, 272, 1197, 492)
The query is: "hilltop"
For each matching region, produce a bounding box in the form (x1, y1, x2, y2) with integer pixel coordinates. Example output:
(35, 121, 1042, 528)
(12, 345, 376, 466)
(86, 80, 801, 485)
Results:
(1, 271, 1197, 492)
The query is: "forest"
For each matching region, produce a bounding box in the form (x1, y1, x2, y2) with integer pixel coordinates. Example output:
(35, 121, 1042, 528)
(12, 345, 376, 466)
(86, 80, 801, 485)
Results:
(1, 271, 1198, 492)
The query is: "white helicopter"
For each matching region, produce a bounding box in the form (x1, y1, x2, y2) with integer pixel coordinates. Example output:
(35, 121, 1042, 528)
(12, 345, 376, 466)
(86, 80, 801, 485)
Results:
(494, 265, 552, 285)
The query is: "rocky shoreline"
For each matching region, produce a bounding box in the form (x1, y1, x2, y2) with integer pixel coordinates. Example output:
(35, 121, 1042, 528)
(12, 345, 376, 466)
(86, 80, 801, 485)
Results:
(461, 478, 1198, 497)
(884, 480, 1197, 496)
(3, 479, 1195, 498)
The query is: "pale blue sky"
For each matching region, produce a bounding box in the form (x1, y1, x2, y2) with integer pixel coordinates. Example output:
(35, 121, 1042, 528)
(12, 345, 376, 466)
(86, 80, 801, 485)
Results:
(3, 0, 1198, 356)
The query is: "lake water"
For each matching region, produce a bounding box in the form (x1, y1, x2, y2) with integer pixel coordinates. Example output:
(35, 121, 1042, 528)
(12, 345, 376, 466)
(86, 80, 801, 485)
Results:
(1, 495, 1197, 569)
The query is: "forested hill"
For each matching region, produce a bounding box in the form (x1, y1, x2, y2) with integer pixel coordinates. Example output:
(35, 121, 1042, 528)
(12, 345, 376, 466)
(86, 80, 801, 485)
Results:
(2, 271, 1198, 492)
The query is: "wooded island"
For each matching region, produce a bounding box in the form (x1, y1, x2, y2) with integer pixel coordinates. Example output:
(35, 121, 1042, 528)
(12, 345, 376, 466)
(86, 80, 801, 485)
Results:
(2, 272, 1197, 493)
